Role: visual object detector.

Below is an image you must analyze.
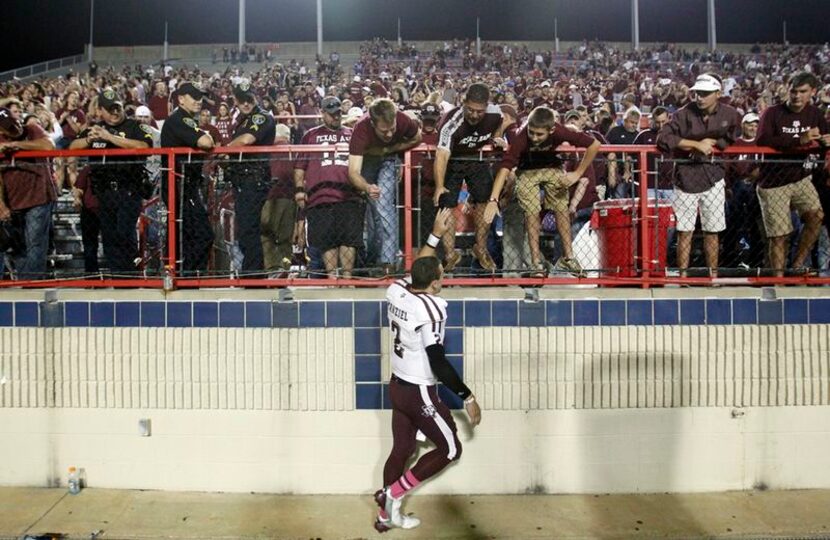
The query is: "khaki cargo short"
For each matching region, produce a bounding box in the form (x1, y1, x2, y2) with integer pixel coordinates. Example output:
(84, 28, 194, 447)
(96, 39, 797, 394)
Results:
(516, 167, 570, 216)
(757, 176, 822, 237)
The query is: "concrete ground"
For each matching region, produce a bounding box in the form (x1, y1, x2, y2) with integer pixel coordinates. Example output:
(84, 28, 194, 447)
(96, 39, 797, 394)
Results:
(2, 488, 829, 540)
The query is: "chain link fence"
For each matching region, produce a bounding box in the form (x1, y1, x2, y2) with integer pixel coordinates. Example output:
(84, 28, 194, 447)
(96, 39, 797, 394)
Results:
(1, 145, 828, 286)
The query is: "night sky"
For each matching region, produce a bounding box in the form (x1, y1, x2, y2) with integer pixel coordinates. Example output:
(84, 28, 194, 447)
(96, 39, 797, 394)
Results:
(3, 0, 826, 72)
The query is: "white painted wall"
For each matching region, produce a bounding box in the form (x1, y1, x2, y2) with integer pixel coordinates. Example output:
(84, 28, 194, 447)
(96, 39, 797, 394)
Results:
(2, 323, 829, 493)
(2, 407, 829, 494)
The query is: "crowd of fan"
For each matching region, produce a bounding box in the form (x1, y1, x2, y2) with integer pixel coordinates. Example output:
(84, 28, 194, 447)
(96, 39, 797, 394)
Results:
(0, 38, 829, 279)
(1, 39, 828, 148)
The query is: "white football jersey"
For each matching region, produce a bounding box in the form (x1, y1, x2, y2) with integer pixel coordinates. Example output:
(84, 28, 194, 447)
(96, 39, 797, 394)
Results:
(385, 278, 448, 385)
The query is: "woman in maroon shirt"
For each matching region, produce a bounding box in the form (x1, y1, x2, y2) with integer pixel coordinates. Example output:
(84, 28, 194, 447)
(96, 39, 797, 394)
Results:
(214, 103, 234, 145)
(147, 81, 170, 121)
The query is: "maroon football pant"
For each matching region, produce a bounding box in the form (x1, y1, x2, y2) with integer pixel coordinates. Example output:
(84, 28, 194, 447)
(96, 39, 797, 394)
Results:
(383, 377, 463, 487)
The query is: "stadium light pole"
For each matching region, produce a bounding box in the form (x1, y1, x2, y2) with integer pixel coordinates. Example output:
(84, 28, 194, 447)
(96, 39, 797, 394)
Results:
(554, 17, 559, 54)
(397, 17, 402, 47)
(163, 20, 169, 63)
(238, 0, 246, 52)
(317, 0, 323, 57)
(707, 0, 717, 51)
(476, 17, 481, 56)
(631, 0, 640, 51)
(88, 0, 94, 62)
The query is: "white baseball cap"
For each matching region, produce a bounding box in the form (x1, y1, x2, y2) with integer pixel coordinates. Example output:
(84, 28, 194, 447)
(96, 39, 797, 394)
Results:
(690, 74, 722, 92)
(274, 123, 291, 139)
(135, 105, 152, 118)
(344, 106, 364, 123)
(742, 112, 760, 124)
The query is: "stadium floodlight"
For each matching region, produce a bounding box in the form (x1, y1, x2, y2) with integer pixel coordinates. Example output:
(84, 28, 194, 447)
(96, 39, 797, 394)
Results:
(88, 0, 94, 62)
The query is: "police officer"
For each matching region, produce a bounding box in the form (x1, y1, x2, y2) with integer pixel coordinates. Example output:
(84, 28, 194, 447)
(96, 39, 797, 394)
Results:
(225, 81, 276, 274)
(160, 82, 215, 274)
(70, 89, 153, 274)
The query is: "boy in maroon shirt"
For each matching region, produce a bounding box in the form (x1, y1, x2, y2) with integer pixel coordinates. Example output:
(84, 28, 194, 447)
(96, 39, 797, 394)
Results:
(486, 106, 600, 276)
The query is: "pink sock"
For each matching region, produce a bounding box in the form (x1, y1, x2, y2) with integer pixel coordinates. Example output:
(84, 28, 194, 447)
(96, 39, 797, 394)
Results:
(389, 470, 421, 499)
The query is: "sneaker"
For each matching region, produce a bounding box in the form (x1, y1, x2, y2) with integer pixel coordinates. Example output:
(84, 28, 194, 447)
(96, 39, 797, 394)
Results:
(472, 246, 496, 272)
(787, 265, 817, 277)
(529, 261, 547, 278)
(554, 257, 583, 276)
(444, 250, 462, 272)
(374, 487, 420, 531)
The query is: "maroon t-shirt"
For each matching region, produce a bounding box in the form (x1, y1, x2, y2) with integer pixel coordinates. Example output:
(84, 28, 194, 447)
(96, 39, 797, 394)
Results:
(437, 104, 503, 155)
(725, 138, 761, 188)
(214, 117, 234, 145)
(756, 103, 829, 188)
(349, 111, 419, 156)
(0, 124, 57, 211)
(414, 130, 439, 198)
(499, 122, 597, 171)
(57, 107, 86, 140)
(148, 95, 170, 121)
(296, 125, 357, 208)
(73, 166, 99, 211)
(201, 124, 222, 146)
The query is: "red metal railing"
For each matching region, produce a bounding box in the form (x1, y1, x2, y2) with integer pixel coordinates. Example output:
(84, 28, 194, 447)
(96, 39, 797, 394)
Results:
(2, 144, 828, 288)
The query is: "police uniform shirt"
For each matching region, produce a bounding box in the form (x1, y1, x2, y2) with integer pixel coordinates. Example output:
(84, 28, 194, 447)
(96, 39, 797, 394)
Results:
(385, 278, 448, 386)
(160, 107, 208, 149)
(160, 107, 210, 185)
(79, 118, 153, 189)
(231, 106, 276, 147)
(79, 118, 153, 160)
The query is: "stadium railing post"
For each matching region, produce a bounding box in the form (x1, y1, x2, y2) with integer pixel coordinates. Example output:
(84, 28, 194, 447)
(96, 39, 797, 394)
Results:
(166, 149, 178, 288)
(403, 148, 414, 271)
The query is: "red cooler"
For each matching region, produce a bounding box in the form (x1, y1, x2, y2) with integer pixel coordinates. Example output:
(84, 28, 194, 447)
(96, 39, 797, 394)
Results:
(591, 198, 675, 277)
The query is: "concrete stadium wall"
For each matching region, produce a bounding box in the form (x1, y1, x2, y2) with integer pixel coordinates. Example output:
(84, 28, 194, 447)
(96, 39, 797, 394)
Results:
(87, 40, 759, 65)
(1, 288, 829, 494)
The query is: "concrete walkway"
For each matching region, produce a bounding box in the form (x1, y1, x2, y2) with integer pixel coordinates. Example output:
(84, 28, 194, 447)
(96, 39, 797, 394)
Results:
(2, 488, 829, 539)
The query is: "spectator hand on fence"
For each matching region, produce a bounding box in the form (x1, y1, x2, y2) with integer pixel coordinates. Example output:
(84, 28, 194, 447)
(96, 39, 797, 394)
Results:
(0, 142, 19, 154)
(366, 184, 381, 200)
(483, 199, 500, 224)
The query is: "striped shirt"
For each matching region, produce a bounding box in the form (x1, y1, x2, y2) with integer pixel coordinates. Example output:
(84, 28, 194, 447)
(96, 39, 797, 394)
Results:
(437, 104, 503, 155)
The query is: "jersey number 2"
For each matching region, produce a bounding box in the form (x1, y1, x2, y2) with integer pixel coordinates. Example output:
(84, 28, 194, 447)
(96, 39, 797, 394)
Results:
(390, 321, 404, 358)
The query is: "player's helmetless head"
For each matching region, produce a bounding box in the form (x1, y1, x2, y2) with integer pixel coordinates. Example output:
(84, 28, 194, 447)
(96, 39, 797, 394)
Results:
(411, 256, 443, 294)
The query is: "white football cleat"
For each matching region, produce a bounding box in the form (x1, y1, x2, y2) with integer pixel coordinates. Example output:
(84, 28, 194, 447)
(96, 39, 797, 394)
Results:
(374, 487, 421, 531)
